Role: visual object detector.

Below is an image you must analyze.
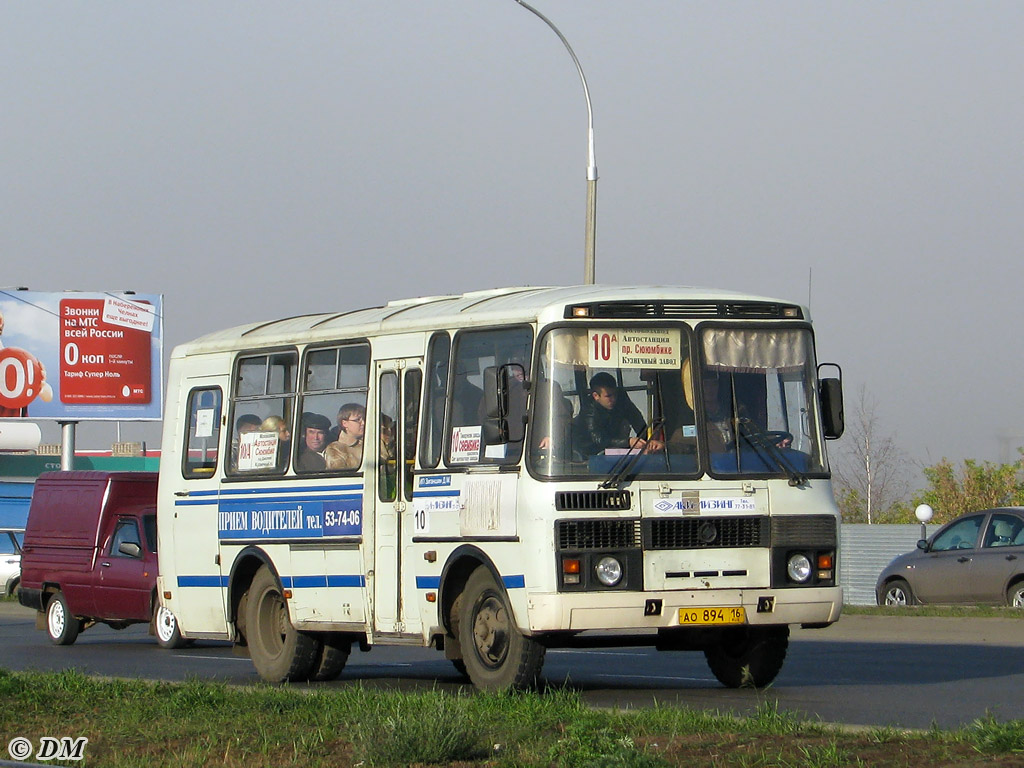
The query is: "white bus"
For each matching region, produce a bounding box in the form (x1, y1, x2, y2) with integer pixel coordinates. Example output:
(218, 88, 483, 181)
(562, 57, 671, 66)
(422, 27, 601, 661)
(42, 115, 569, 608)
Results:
(157, 285, 845, 690)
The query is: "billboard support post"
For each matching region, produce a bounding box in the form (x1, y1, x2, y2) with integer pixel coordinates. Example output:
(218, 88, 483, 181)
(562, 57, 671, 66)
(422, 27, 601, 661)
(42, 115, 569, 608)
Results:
(59, 421, 77, 471)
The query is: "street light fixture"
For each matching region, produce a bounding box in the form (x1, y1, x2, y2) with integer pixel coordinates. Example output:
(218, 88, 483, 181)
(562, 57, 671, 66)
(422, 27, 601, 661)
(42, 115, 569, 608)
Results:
(512, 0, 597, 284)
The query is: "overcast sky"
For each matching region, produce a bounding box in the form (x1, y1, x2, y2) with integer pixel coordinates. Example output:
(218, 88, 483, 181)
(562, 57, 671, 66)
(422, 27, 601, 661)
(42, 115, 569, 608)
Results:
(3, 2, 1023, 476)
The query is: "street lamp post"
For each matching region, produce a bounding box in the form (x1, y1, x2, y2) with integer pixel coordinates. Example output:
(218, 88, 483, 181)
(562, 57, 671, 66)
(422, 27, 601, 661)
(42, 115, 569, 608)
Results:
(513, 0, 597, 284)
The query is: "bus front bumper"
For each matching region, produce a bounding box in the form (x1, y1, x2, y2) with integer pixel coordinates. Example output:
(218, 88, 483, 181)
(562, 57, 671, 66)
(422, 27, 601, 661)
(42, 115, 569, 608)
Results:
(525, 586, 842, 633)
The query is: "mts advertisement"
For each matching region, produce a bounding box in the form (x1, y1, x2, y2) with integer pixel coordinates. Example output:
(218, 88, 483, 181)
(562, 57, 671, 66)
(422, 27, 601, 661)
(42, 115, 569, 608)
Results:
(0, 290, 163, 421)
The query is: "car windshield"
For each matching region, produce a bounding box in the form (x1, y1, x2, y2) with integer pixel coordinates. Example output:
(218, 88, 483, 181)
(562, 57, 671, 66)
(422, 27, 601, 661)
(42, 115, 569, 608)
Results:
(529, 325, 828, 480)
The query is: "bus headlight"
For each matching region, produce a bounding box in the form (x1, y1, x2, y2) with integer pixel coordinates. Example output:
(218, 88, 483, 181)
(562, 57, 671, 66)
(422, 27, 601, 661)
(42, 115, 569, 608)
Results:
(786, 553, 812, 583)
(595, 556, 623, 587)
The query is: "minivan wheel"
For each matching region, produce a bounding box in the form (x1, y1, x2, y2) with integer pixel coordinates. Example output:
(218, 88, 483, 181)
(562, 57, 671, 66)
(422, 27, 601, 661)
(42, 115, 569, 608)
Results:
(246, 566, 318, 682)
(46, 591, 80, 646)
(154, 605, 189, 649)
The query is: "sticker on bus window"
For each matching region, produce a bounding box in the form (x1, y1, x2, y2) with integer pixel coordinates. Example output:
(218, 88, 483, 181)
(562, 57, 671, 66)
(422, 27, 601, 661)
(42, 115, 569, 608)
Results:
(450, 426, 482, 464)
(195, 408, 216, 438)
(588, 328, 681, 369)
(237, 431, 279, 471)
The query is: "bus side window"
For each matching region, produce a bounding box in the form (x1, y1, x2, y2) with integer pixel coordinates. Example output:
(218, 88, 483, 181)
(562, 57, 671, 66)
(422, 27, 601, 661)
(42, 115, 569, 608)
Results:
(228, 351, 298, 476)
(403, 368, 422, 501)
(420, 332, 450, 469)
(446, 326, 532, 466)
(379, 372, 399, 502)
(183, 386, 222, 479)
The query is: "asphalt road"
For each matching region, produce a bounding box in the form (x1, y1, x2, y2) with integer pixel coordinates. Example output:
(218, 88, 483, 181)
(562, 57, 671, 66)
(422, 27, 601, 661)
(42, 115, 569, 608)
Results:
(1, 601, 1021, 730)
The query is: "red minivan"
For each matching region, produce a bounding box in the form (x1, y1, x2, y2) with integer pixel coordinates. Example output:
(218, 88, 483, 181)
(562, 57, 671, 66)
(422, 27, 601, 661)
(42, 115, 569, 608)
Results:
(19, 471, 186, 648)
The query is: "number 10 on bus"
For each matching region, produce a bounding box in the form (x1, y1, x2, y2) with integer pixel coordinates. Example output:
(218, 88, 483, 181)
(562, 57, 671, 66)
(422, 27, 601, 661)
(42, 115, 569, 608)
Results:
(591, 332, 617, 364)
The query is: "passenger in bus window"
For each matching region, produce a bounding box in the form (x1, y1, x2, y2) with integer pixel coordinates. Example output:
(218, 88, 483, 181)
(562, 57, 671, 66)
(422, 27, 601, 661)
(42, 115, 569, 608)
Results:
(329, 403, 366, 448)
(324, 440, 360, 471)
(259, 415, 291, 466)
(571, 372, 662, 457)
(296, 413, 331, 471)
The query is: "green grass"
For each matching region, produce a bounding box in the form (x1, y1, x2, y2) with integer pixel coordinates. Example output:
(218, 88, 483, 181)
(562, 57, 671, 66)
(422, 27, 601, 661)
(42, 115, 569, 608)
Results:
(0, 669, 1020, 767)
(843, 604, 1024, 618)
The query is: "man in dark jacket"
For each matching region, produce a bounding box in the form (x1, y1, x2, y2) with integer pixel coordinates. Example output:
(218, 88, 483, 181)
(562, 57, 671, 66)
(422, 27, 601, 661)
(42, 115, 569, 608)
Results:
(571, 372, 662, 457)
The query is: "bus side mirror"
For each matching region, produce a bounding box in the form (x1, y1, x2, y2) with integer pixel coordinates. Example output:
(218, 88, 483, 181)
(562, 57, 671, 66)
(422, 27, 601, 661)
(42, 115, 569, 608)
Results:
(818, 372, 844, 440)
(483, 366, 509, 445)
(482, 364, 526, 445)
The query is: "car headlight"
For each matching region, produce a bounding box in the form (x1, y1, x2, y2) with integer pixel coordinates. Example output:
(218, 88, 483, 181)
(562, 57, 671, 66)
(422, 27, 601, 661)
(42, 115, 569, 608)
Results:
(595, 556, 623, 587)
(786, 553, 812, 583)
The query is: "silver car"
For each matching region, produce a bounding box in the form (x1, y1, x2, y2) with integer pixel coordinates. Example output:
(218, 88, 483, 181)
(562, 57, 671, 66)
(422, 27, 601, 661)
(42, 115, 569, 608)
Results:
(0, 529, 23, 597)
(876, 508, 1024, 607)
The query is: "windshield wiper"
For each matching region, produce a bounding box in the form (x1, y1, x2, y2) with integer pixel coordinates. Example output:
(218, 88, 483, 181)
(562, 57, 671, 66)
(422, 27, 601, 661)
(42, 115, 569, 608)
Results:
(598, 417, 665, 490)
(735, 419, 807, 487)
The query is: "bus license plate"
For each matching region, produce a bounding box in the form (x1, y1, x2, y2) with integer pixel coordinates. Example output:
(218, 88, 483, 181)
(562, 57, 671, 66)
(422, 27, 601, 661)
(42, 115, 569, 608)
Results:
(678, 607, 746, 625)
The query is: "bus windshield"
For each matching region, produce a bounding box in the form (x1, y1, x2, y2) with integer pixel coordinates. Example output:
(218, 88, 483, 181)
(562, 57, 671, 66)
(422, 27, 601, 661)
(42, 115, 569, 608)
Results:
(529, 325, 827, 480)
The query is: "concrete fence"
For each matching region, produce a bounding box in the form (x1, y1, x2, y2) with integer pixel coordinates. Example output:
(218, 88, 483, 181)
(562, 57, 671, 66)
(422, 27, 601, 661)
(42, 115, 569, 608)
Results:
(839, 523, 938, 605)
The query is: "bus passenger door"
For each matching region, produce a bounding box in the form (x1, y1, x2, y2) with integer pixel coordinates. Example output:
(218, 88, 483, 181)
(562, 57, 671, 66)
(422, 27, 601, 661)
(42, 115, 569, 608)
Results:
(372, 361, 423, 636)
(168, 380, 229, 636)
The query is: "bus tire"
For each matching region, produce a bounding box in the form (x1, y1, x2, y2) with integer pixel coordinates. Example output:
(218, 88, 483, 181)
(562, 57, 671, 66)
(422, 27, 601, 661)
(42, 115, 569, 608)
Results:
(457, 567, 544, 690)
(704, 626, 789, 688)
(309, 635, 351, 682)
(246, 566, 318, 682)
(46, 591, 80, 646)
(154, 604, 189, 649)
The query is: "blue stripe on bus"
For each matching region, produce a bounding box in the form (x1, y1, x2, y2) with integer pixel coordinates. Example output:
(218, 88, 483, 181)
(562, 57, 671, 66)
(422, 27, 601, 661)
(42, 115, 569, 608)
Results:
(327, 574, 366, 588)
(415, 575, 525, 590)
(177, 575, 364, 588)
(411, 490, 461, 498)
(177, 575, 228, 588)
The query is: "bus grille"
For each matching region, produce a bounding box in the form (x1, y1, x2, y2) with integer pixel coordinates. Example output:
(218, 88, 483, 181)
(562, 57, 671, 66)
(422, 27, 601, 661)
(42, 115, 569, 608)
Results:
(771, 515, 837, 546)
(555, 490, 632, 511)
(564, 301, 802, 320)
(557, 519, 641, 550)
(644, 516, 768, 550)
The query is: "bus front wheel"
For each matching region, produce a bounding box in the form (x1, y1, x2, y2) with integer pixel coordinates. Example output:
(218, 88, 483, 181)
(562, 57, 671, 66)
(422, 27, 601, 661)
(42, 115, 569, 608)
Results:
(246, 566, 318, 682)
(457, 567, 545, 690)
(703, 626, 789, 688)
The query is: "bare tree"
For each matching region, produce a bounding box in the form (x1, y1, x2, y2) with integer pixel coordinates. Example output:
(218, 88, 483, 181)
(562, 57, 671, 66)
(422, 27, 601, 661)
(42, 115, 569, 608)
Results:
(832, 386, 910, 523)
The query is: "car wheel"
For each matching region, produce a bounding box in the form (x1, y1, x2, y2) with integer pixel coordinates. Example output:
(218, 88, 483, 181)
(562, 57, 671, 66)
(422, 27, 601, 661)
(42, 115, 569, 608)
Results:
(154, 604, 189, 649)
(457, 567, 545, 690)
(1007, 582, 1024, 609)
(246, 566, 318, 682)
(46, 591, 80, 646)
(880, 578, 916, 606)
(704, 626, 789, 688)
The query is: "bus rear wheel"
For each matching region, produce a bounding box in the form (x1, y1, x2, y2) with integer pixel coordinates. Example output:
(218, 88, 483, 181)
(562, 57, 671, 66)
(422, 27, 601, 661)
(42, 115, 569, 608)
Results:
(246, 566, 318, 682)
(309, 635, 351, 682)
(704, 626, 789, 688)
(457, 567, 544, 690)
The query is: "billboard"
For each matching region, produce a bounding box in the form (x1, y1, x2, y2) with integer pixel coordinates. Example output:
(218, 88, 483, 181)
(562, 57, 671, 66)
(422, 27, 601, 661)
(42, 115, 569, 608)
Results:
(0, 290, 163, 421)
